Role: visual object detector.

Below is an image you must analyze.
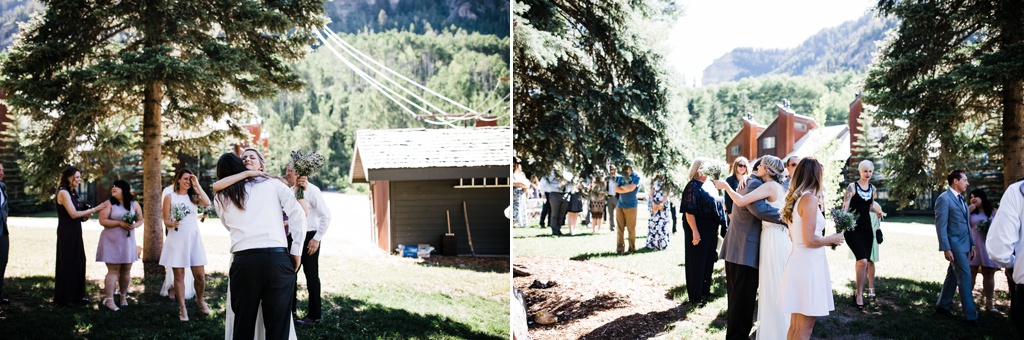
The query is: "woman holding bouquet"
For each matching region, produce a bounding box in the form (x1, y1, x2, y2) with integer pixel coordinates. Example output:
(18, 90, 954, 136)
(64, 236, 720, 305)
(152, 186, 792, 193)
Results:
(54, 167, 111, 305)
(779, 158, 845, 339)
(160, 168, 212, 321)
(967, 189, 1004, 312)
(96, 180, 143, 311)
(841, 160, 879, 309)
(681, 158, 726, 305)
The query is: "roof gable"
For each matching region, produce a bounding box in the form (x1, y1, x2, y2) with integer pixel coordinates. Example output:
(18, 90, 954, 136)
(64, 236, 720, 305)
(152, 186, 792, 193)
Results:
(350, 126, 512, 183)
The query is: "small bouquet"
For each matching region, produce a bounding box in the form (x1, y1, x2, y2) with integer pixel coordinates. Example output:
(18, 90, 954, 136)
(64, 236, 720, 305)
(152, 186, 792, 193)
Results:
(290, 150, 326, 199)
(976, 218, 992, 234)
(829, 208, 859, 250)
(699, 160, 730, 180)
(121, 210, 137, 237)
(170, 203, 191, 231)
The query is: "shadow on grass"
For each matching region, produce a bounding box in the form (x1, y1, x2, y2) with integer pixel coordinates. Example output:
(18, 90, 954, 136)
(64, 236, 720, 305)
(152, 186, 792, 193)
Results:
(311, 295, 503, 339)
(1, 273, 501, 339)
(415, 255, 510, 274)
(578, 303, 695, 340)
(570, 247, 663, 261)
(525, 292, 631, 329)
(666, 266, 727, 304)
(814, 276, 1019, 339)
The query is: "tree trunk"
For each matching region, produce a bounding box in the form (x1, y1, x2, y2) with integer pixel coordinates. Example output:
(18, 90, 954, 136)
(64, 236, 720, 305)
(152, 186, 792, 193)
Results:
(1000, 0, 1024, 188)
(1002, 79, 1024, 188)
(142, 80, 164, 276)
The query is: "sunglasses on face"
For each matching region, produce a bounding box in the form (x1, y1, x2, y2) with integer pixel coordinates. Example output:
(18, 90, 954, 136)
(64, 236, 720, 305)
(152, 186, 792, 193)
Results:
(787, 163, 797, 167)
(737, 164, 747, 168)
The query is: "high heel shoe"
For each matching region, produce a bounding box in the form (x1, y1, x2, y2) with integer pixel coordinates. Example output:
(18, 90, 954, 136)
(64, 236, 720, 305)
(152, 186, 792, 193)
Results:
(102, 298, 120, 311)
(120, 299, 129, 307)
(854, 297, 865, 310)
(198, 301, 211, 315)
(867, 288, 876, 298)
(179, 311, 189, 322)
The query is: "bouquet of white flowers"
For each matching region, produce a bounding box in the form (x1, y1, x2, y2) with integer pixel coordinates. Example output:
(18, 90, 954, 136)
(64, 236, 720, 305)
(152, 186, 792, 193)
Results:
(830, 208, 858, 250)
(290, 150, 326, 199)
(121, 210, 137, 237)
(699, 160, 730, 180)
(170, 203, 191, 231)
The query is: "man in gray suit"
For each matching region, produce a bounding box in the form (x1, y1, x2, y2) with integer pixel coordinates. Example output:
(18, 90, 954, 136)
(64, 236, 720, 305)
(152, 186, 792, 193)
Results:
(720, 159, 784, 340)
(934, 170, 979, 324)
(0, 163, 9, 304)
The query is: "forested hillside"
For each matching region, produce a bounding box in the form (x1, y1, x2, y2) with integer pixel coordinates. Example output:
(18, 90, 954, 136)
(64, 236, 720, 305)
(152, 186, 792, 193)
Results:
(702, 13, 895, 85)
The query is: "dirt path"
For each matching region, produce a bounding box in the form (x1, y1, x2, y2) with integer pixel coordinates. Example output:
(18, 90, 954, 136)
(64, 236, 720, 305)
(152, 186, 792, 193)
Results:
(514, 256, 686, 339)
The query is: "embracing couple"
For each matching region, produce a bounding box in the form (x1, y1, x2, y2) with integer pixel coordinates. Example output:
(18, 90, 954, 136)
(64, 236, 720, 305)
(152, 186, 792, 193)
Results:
(716, 156, 844, 340)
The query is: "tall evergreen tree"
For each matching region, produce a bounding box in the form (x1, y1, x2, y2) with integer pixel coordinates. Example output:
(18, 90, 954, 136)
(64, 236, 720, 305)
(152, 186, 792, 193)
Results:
(513, 0, 683, 178)
(0, 0, 326, 272)
(864, 0, 1024, 206)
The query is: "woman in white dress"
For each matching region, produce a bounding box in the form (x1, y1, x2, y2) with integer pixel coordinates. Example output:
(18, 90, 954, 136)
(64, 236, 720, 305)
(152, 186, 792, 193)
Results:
(213, 148, 297, 340)
(160, 168, 212, 321)
(715, 156, 791, 339)
(778, 158, 845, 339)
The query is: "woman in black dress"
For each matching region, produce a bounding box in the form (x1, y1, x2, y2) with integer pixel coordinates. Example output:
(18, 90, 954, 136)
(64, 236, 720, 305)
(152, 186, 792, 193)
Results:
(681, 158, 727, 305)
(842, 160, 878, 309)
(54, 167, 109, 305)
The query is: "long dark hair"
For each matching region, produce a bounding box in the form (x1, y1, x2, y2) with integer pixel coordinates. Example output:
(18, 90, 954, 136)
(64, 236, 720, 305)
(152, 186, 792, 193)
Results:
(109, 180, 134, 208)
(970, 189, 994, 218)
(215, 153, 252, 211)
(172, 168, 200, 204)
(58, 166, 80, 193)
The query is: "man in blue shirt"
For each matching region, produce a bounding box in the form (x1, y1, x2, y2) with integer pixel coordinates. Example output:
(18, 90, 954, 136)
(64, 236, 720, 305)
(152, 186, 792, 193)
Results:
(615, 164, 641, 253)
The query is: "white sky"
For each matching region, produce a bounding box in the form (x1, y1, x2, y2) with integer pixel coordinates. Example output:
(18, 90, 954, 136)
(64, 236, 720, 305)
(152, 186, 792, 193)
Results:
(667, 0, 877, 87)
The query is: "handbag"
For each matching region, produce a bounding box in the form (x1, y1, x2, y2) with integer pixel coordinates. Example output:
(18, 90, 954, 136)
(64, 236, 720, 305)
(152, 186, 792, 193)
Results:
(875, 229, 884, 244)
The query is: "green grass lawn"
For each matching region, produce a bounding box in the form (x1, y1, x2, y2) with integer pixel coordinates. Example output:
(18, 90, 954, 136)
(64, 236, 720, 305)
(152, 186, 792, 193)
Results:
(0, 224, 509, 339)
(515, 214, 1018, 339)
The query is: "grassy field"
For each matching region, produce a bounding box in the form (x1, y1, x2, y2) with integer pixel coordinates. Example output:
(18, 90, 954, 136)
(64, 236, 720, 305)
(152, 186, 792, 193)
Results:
(0, 222, 509, 339)
(515, 211, 1018, 339)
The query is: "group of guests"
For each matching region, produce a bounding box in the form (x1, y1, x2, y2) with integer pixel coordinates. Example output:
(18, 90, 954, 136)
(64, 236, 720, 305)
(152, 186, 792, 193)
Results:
(5, 147, 333, 338)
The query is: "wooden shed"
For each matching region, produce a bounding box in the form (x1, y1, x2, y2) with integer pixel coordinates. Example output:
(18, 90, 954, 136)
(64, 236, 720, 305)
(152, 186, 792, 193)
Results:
(350, 126, 511, 256)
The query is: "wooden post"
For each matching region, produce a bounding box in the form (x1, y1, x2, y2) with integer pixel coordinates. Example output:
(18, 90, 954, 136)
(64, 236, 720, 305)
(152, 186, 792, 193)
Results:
(463, 201, 476, 256)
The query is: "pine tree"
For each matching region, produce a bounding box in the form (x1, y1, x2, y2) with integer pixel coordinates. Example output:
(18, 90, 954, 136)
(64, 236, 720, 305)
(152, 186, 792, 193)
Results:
(864, 0, 1024, 206)
(0, 0, 326, 273)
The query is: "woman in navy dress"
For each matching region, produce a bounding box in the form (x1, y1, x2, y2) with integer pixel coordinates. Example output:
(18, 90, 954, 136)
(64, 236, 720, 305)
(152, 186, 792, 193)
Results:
(681, 158, 726, 305)
(54, 166, 110, 305)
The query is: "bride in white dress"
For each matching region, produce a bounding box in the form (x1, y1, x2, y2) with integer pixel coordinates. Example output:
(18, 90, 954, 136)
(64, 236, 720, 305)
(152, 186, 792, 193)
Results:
(715, 156, 791, 339)
(777, 157, 845, 339)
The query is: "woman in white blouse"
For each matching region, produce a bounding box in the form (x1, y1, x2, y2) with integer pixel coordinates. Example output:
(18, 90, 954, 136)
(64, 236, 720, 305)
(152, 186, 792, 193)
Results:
(214, 153, 306, 339)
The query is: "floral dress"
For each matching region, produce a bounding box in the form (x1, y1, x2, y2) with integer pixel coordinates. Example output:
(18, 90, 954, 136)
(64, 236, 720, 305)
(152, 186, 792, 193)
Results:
(645, 179, 671, 250)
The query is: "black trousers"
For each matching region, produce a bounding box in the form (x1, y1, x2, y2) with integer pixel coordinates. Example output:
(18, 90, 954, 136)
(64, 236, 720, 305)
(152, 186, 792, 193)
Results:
(683, 218, 718, 303)
(230, 251, 296, 340)
(725, 261, 759, 340)
(1013, 284, 1024, 339)
(293, 231, 322, 320)
(0, 233, 8, 298)
(668, 202, 678, 233)
(538, 195, 551, 227)
(547, 193, 568, 235)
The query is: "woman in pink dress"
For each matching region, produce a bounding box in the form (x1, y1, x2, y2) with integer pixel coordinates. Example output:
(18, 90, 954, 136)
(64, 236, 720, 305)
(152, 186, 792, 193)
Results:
(96, 180, 143, 311)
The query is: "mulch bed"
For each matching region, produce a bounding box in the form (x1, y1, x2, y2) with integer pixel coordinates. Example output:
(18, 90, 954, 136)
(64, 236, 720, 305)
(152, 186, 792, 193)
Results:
(513, 256, 683, 339)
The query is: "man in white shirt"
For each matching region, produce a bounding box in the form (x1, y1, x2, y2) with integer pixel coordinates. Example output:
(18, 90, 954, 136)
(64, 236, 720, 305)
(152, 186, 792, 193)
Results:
(986, 178, 1024, 333)
(287, 165, 332, 325)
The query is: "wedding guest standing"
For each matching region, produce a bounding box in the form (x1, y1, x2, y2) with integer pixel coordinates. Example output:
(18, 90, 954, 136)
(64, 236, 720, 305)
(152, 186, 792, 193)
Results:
(615, 164, 641, 253)
(0, 163, 9, 305)
(867, 201, 884, 299)
(286, 164, 332, 325)
(566, 178, 584, 235)
(160, 168, 212, 321)
(842, 160, 879, 309)
(779, 158, 845, 339)
(724, 157, 750, 216)
(681, 158, 725, 305)
(55, 167, 110, 305)
(646, 171, 671, 250)
(933, 170, 979, 325)
(214, 153, 306, 339)
(967, 189, 1002, 312)
(606, 165, 620, 232)
(986, 178, 1024, 335)
(588, 170, 608, 233)
(96, 180, 143, 311)
(512, 162, 530, 227)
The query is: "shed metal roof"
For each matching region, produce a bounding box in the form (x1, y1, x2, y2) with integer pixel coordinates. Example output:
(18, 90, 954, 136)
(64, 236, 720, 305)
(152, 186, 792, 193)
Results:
(350, 126, 512, 183)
